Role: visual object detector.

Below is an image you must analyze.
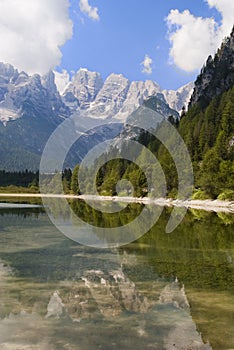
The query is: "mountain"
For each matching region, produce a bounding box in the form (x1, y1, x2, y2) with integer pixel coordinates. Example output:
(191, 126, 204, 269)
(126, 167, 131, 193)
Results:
(0, 64, 71, 170)
(0, 62, 193, 171)
(63, 68, 103, 112)
(58, 69, 193, 121)
(163, 82, 194, 113)
(0, 64, 69, 125)
(189, 26, 234, 109)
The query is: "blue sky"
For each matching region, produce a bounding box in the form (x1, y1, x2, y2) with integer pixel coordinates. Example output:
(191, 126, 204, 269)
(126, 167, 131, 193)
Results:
(59, 0, 232, 89)
(0, 0, 233, 90)
(60, 0, 222, 89)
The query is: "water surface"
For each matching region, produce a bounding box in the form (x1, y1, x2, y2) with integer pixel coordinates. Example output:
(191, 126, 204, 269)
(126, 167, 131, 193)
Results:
(0, 201, 233, 349)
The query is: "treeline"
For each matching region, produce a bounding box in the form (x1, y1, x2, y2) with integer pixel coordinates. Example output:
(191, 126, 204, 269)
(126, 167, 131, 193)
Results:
(0, 170, 39, 188)
(179, 86, 234, 199)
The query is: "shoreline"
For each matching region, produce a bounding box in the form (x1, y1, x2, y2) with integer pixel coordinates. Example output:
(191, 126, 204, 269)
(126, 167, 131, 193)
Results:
(0, 193, 234, 213)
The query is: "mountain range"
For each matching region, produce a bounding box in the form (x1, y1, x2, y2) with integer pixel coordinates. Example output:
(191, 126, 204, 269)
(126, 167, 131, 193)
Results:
(58, 68, 193, 119)
(0, 64, 193, 171)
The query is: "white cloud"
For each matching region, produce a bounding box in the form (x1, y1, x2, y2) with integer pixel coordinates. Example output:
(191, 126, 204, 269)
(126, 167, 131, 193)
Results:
(166, 0, 234, 72)
(141, 55, 153, 75)
(206, 0, 234, 36)
(79, 0, 100, 21)
(0, 0, 73, 75)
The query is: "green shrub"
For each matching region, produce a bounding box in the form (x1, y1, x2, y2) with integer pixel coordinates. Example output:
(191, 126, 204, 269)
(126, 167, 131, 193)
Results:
(192, 189, 210, 200)
(167, 188, 178, 199)
(217, 190, 234, 201)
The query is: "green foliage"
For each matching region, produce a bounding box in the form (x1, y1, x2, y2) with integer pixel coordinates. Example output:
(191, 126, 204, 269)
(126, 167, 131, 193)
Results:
(0, 185, 39, 194)
(180, 86, 234, 198)
(62, 168, 72, 194)
(0, 170, 39, 189)
(192, 189, 210, 200)
(47, 172, 63, 194)
(94, 158, 148, 197)
(70, 165, 80, 195)
(218, 190, 234, 201)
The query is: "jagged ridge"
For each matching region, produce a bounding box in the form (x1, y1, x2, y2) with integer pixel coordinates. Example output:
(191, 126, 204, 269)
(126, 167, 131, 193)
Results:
(189, 26, 234, 109)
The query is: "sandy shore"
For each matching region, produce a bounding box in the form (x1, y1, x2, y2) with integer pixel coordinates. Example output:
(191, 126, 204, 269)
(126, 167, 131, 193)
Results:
(0, 193, 234, 213)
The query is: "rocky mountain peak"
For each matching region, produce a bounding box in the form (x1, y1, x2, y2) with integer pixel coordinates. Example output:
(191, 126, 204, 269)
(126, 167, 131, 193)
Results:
(95, 73, 130, 101)
(72, 68, 103, 90)
(82, 73, 130, 119)
(144, 80, 161, 94)
(30, 74, 42, 86)
(63, 68, 103, 110)
(0, 62, 19, 84)
(163, 81, 194, 114)
(0, 62, 69, 126)
(42, 70, 58, 94)
(189, 26, 234, 109)
(14, 71, 29, 86)
(56, 67, 194, 122)
(104, 72, 129, 83)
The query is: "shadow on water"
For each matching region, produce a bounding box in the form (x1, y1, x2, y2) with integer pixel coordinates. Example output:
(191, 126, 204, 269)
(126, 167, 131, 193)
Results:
(0, 200, 233, 349)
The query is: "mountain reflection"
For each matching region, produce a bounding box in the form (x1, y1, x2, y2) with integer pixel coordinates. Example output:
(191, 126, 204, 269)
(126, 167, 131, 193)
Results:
(0, 204, 233, 349)
(0, 256, 211, 350)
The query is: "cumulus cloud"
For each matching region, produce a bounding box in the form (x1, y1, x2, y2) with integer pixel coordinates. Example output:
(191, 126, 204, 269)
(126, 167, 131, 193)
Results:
(166, 0, 234, 72)
(141, 55, 153, 75)
(0, 0, 73, 75)
(79, 0, 100, 21)
(206, 0, 234, 35)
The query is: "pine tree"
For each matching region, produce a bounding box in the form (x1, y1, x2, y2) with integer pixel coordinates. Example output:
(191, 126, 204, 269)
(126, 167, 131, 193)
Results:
(71, 165, 80, 195)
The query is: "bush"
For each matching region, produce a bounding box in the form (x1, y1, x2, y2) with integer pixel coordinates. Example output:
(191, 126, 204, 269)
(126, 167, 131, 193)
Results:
(167, 188, 178, 199)
(217, 190, 234, 201)
(192, 189, 210, 200)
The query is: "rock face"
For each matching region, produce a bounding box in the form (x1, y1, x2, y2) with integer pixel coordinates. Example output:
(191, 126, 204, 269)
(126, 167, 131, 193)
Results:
(63, 68, 103, 111)
(143, 96, 179, 120)
(59, 68, 193, 121)
(85, 73, 130, 119)
(0, 64, 70, 170)
(163, 81, 194, 114)
(0, 64, 69, 125)
(0, 63, 194, 129)
(189, 26, 234, 109)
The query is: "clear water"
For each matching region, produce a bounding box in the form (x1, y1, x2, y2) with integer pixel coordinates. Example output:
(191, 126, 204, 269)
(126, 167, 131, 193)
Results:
(0, 201, 233, 350)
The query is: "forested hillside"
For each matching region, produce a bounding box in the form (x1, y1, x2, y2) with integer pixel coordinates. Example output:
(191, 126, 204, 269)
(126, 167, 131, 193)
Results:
(70, 27, 234, 200)
(179, 26, 234, 199)
(180, 87, 234, 198)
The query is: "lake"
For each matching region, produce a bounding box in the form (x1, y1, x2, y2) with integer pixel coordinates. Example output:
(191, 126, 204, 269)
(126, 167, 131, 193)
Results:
(0, 200, 233, 350)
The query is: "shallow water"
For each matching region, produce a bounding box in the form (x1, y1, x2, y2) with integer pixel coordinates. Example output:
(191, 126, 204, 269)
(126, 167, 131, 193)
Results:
(0, 201, 233, 350)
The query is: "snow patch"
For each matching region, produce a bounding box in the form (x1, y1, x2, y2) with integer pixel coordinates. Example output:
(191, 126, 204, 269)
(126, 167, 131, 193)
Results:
(0, 108, 19, 126)
(53, 69, 70, 94)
